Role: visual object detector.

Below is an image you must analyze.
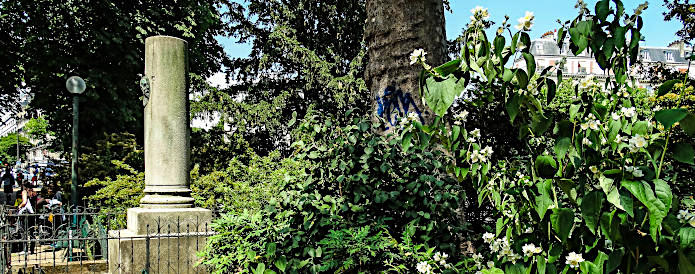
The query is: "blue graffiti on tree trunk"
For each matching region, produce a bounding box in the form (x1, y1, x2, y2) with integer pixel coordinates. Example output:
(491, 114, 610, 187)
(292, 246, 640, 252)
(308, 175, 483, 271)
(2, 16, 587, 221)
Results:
(376, 85, 424, 129)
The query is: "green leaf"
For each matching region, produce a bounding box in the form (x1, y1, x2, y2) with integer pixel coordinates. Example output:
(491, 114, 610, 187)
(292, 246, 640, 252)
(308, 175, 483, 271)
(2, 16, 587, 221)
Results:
(657, 79, 680, 96)
(535, 155, 557, 179)
(424, 76, 465, 116)
(569, 27, 588, 55)
(523, 53, 536, 76)
(274, 256, 287, 272)
(632, 121, 649, 136)
(531, 113, 553, 135)
(581, 190, 605, 234)
(655, 108, 689, 130)
(680, 227, 695, 249)
(452, 125, 461, 142)
(402, 132, 413, 152)
(580, 261, 600, 274)
(673, 143, 695, 165)
(535, 179, 554, 219)
(554, 137, 571, 160)
(613, 26, 626, 49)
(606, 248, 624, 273)
(506, 94, 521, 122)
(503, 68, 514, 82)
(551, 208, 574, 242)
(679, 250, 695, 274)
(546, 79, 557, 104)
(577, 20, 593, 36)
(623, 180, 672, 242)
(680, 114, 695, 137)
(433, 59, 461, 77)
(537, 256, 547, 274)
(266, 242, 276, 256)
(607, 120, 621, 143)
(595, 0, 610, 21)
(516, 69, 529, 88)
(569, 104, 581, 122)
(254, 263, 266, 274)
(481, 268, 505, 274)
(654, 179, 673, 221)
(494, 36, 505, 57)
(558, 179, 578, 204)
(557, 28, 566, 49)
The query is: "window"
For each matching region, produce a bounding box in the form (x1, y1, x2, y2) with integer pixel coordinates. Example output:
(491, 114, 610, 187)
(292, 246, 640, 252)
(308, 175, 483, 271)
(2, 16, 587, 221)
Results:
(665, 51, 674, 62)
(640, 50, 650, 61)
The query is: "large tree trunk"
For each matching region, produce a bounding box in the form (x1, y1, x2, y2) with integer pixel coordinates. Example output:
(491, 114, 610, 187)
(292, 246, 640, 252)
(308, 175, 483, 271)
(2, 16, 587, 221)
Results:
(364, 0, 447, 130)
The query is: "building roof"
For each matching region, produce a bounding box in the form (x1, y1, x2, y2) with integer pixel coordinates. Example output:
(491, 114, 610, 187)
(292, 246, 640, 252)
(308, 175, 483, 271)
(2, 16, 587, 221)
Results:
(526, 38, 691, 64)
(640, 47, 690, 63)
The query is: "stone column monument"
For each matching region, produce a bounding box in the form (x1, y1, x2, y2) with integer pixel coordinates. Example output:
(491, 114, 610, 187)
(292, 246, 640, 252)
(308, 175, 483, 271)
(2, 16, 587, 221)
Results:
(109, 36, 212, 273)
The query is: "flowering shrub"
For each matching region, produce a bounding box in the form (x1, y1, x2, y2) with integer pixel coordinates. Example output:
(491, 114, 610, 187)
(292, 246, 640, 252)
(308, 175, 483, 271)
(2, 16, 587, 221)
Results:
(409, 0, 695, 273)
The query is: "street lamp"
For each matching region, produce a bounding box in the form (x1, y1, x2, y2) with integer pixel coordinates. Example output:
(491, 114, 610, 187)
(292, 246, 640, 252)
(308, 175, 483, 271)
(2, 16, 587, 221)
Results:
(65, 76, 86, 207)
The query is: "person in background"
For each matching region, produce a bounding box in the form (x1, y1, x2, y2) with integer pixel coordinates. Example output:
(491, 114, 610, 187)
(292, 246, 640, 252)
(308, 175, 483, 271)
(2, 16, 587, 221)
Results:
(17, 182, 38, 254)
(2, 166, 14, 206)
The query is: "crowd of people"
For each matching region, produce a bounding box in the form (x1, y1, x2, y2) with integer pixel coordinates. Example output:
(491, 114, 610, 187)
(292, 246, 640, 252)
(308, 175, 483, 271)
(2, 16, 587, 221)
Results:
(0, 164, 64, 255)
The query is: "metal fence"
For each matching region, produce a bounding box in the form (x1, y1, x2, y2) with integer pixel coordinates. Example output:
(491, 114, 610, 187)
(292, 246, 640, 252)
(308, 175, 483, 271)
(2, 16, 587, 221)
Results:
(0, 206, 217, 274)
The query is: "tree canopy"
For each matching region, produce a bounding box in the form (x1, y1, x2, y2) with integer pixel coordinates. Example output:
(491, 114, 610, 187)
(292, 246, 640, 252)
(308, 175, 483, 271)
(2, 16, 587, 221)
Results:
(192, 0, 369, 155)
(0, 0, 230, 151)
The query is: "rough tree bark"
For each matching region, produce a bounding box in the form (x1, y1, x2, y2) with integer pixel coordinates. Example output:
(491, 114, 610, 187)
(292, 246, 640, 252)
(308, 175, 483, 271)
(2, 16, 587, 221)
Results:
(364, 0, 447, 129)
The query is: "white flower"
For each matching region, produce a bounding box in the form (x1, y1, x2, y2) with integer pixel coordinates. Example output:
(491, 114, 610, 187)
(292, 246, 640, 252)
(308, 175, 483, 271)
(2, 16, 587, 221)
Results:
(601, 137, 607, 145)
(678, 210, 689, 220)
(487, 261, 495, 268)
(508, 252, 521, 263)
(628, 134, 647, 152)
(580, 123, 589, 131)
(471, 150, 485, 163)
(588, 120, 601, 130)
(615, 134, 625, 144)
(632, 168, 644, 177)
(524, 227, 534, 233)
(416, 261, 432, 273)
(621, 107, 636, 118)
(410, 49, 427, 65)
(471, 128, 481, 138)
(481, 146, 494, 156)
(407, 112, 419, 122)
(470, 6, 490, 20)
(566, 252, 585, 269)
(579, 77, 593, 89)
(612, 112, 620, 120)
(582, 137, 592, 146)
(482, 232, 495, 243)
(515, 11, 535, 31)
(454, 110, 469, 125)
(589, 166, 599, 173)
(522, 243, 542, 257)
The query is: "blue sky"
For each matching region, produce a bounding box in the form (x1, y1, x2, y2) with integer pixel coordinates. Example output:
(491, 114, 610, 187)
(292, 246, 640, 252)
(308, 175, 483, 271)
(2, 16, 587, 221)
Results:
(218, 0, 682, 59)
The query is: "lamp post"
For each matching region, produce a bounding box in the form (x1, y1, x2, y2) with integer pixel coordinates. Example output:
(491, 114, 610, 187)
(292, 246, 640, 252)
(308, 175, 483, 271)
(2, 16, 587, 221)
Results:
(65, 76, 86, 207)
(16, 110, 25, 166)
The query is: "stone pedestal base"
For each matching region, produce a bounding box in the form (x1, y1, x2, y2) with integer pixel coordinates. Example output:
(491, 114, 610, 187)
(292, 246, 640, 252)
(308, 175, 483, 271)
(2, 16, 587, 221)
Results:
(108, 207, 212, 274)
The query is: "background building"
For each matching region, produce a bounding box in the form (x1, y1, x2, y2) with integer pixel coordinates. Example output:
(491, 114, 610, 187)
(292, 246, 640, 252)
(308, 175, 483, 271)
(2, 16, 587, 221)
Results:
(513, 32, 694, 90)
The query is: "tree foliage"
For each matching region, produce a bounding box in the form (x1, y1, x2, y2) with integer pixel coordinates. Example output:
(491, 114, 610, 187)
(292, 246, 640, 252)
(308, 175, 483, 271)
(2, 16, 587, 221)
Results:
(23, 117, 52, 141)
(193, 0, 368, 155)
(0, 133, 30, 164)
(663, 0, 695, 42)
(0, 0, 230, 151)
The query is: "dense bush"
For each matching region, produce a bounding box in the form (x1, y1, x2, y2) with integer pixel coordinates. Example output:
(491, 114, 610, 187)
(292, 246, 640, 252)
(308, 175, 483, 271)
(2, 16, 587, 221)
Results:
(191, 151, 309, 213)
(201, 1, 695, 273)
(200, 110, 469, 272)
